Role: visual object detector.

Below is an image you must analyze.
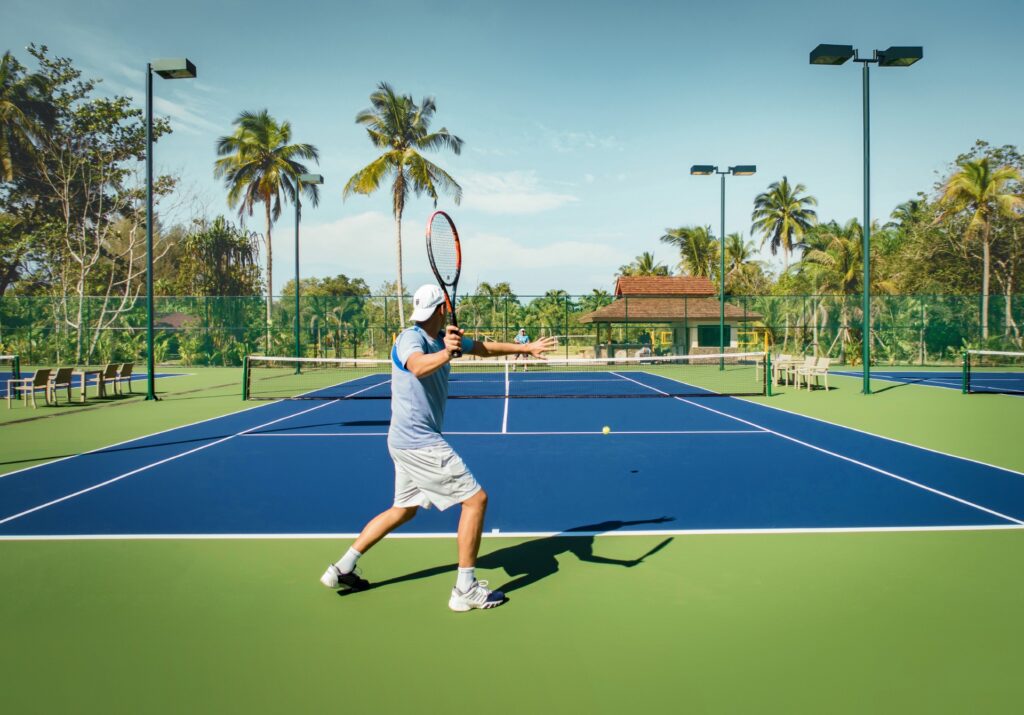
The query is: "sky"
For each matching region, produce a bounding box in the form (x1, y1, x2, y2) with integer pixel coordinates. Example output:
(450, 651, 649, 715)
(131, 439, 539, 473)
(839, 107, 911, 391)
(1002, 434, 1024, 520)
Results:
(4, 0, 1023, 295)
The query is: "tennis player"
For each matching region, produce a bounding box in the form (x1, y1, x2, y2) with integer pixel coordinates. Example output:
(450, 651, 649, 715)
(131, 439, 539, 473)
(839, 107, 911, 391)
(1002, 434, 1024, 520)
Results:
(321, 284, 557, 611)
(513, 328, 530, 372)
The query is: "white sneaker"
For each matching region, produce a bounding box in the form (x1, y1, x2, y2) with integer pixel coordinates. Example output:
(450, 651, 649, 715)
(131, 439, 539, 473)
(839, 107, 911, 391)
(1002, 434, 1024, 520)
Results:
(448, 579, 507, 612)
(320, 564, 370, 591)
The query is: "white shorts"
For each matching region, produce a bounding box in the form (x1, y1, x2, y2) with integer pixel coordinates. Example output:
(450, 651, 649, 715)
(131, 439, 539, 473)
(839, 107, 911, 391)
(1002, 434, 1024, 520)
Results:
(389, 441, 481, 511)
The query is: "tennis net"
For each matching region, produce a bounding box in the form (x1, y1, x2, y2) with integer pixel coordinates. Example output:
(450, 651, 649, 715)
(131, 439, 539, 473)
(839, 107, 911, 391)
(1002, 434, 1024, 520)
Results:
(243, 351, 767, 400)
(963, 350, 1024, 395)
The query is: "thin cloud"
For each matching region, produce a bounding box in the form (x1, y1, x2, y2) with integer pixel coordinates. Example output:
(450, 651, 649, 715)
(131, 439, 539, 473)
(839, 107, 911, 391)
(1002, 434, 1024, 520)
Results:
(460, 170, 578, 214)
(537, 123, 622, 153)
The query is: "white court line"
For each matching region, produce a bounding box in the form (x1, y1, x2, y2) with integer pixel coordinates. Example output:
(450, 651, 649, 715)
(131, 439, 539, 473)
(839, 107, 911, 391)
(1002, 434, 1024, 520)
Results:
(0, 379, 391, 526)
(610, 371, 1024, 526)
(2, 523, 1021, 541)
(240, 429, 769, 437)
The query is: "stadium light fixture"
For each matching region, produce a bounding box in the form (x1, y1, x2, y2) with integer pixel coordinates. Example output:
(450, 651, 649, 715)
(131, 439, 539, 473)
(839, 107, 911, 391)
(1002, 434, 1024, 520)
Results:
(809, 44, 854, 65)
(878, 46, 923, 67)
(145, 57, 196, 401)
(691, 165, 757, 368)
(810, 43, 922, 394)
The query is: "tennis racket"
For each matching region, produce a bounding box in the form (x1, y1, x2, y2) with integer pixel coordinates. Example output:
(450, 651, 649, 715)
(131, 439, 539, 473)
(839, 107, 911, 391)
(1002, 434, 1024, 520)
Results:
(426, 210, 463, 357)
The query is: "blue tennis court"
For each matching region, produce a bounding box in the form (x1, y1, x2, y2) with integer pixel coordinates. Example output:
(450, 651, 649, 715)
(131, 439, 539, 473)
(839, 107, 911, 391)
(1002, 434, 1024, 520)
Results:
(2, 371, 1022, 537)
(833, 369, 1024, 395)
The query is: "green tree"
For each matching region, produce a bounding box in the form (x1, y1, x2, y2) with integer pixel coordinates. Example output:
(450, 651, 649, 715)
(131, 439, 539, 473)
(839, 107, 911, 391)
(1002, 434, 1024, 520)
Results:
(214, 109, 320, 348)
(171, 217, 262, 296)
(723, 233, 770, 295)
(751, 176, 818, 271)
(938, 157, 1023, 340)
(660, 225, 718, 278)
(617, 251, 669, 277)
(579, 288, 612, 313)
(343, 82, 463, 326)
(0, 50, 50, 181)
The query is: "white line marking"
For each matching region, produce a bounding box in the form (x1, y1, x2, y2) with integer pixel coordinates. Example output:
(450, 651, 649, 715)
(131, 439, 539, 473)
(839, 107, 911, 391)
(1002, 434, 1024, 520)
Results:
(0, 387, 385, 525)
(240, 429, 770, 437)
(2, 524, 1021, 540)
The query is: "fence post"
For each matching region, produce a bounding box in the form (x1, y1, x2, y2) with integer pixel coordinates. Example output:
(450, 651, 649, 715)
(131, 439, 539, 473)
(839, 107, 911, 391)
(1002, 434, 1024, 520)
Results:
(242, 355, 249, 400)
(564, 295, 569, 358)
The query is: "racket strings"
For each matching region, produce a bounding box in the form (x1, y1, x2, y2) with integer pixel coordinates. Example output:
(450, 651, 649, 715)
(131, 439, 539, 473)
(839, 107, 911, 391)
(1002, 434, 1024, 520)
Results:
(429, 217, 459, 284)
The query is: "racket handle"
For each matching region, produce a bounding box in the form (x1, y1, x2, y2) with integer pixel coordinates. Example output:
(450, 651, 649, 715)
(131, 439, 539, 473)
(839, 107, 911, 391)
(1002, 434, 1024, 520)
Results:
(450, 317, 461, 358)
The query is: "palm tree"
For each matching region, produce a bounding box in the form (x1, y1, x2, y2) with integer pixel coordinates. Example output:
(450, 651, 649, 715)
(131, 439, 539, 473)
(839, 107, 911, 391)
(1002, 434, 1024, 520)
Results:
(343, 82, 464, 325)
(0, 51, 49, 181)
(214, 109, 320, 349)
(659, 226, 718, 278)
(617, 251, 669, 277)
(801, 219, 897, 362)
(579, 288, 612, 313)
(938, 158, 1023, 340)
(750, 177, 818, 271)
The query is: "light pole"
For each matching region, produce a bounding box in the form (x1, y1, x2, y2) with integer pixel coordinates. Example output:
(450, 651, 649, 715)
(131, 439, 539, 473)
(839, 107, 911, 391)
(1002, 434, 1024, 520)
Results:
(145, 58, 196, 401)
(294, 173, 324, 364)
(690, 164, 756, 368)
(810, 44, 922, 394)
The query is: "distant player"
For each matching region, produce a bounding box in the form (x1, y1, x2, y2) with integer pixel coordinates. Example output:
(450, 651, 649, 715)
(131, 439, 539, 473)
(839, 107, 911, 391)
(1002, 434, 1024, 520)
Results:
(513, 328, 531, 372)
(321, 285, 557, 611)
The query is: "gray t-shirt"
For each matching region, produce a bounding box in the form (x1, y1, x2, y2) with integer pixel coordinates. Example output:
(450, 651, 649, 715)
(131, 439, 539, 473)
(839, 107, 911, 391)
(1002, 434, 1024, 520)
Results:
(387, 326, 471, 450)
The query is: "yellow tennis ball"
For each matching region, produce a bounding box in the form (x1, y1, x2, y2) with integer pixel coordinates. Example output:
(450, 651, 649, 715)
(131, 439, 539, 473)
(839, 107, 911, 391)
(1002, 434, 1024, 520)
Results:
(602, 426, 611, 435)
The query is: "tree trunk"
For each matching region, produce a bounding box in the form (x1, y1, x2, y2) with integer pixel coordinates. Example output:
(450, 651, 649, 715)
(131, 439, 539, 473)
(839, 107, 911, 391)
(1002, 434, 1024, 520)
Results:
(981, 228, 990, 341)
(265, 199, 273, 352)
(395, 212, 406, 326)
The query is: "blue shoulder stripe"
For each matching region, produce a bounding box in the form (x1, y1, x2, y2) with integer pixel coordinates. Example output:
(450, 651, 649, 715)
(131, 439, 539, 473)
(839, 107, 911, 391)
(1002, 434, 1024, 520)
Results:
(391, 342, 409, 372)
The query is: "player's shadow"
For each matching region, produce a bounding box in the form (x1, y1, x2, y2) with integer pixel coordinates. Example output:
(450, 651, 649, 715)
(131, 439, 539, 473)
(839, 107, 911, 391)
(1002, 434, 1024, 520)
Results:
(339, 516, 675, 597)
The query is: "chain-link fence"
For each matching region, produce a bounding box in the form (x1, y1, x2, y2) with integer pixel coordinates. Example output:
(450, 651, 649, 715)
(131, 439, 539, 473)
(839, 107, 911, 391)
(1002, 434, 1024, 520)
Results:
(1, 293, 1021, 367)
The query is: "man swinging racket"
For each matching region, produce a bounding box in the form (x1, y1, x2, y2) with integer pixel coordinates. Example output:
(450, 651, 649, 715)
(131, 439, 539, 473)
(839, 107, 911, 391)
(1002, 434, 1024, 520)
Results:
(321, 212, 557, 611)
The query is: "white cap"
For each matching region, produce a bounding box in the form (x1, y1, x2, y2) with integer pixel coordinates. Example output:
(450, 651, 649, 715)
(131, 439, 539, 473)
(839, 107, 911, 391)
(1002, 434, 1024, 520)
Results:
(410, 284, 445, 322)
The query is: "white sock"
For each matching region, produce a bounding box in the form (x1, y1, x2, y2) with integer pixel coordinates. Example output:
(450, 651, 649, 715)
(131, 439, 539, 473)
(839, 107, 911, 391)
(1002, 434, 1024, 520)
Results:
(335, 547, 361, 574)
(456, 567, 476, 592)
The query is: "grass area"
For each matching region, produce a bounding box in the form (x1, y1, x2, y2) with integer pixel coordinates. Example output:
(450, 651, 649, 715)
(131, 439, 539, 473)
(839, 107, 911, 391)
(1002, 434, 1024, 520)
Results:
(2, 365, 1023, 713)
(1, 531, 1021, 714)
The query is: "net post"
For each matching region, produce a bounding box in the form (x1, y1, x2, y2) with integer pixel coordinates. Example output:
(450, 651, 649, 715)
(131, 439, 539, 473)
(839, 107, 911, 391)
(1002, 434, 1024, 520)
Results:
(765, 351, 772, 397)
(242, 355, 250, 400)
(961, 350, 968, 394)
(12, 355, 20, 380)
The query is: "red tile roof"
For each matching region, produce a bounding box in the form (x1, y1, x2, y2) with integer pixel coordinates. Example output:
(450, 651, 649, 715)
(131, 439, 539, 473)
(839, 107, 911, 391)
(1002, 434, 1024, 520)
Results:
(614, 276, 716, 296)
(578, 298, 761, 323)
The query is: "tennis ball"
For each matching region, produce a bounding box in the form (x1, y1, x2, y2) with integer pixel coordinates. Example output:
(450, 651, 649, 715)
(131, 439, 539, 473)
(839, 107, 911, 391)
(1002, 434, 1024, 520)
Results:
(602, 426, 611, 435)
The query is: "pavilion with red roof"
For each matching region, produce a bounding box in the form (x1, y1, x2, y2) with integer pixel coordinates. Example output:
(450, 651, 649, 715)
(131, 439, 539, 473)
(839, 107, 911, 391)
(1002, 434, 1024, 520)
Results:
(577, 276, 762, 356)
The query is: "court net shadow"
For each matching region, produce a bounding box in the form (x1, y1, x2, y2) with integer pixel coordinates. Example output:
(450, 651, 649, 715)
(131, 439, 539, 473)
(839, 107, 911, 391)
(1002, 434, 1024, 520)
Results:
(338, 516, 675, 598)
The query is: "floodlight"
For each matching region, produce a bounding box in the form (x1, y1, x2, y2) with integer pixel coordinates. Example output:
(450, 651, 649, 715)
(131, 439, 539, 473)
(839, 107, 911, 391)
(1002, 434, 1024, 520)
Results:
(152, 58, 197, 80)
(730, 165, 756, 176)
(690, 165, 716, 175)
(298, 174, 324, 184)
(878, 46, 923, 67)
(809, 44, 854, 65)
